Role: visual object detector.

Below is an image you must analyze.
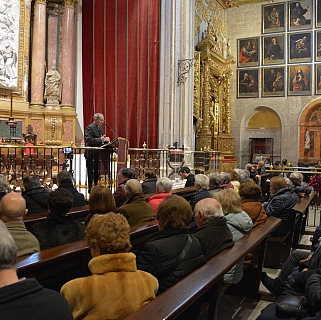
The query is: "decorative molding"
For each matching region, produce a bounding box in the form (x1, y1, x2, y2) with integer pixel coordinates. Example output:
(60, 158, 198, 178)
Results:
(34, 0, 47, 4)
(63, 0, 77, 8)
(177, 59, 194, 85)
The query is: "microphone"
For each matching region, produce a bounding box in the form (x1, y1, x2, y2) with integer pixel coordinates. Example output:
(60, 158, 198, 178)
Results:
(105, 123, 118, 139)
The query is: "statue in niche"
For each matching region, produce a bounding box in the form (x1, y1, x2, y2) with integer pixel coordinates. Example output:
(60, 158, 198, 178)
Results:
(44, 61, 61, 105)
(304, 129, 310, 150)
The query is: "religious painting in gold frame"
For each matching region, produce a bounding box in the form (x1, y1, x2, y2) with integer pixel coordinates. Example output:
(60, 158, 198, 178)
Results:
(315, 64, 321, 95)
(262, 67, 285, 97)
(237, 69, 259, 98)
(288, 65, 311, 96)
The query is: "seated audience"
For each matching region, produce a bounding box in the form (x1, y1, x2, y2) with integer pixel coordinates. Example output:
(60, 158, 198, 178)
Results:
(273, 160, 282, 170)
(0, 174, 8, 201)
(228, 170, 240, 192)
(290, 171, 305, 187)
(220, 172, 234, 189)
(85, 185, 116, 225)
(141, 169, 157, 194)
(22, 175, 49, 214)
(264, 176, 299, 237)
(245, 163, 258, 183)
(189, 174, 212, 211)
(136, 195, 206, 294)
(257, 160, 266, 175)
(214, 189, 253, 283)
(57, 170, 85, 207)
(239, 180, 267, 227)
(0, 192, 39, 257)
(192, 198, 234, 260)
(0, 220, 73, 319)
(147, 177, 172, 213)
(30, 188, 85, 250)
(113, 167, 137, 207)
(61, 212, 158, 319)
(207, 172, 221, 196)
(117, 179, 155, 225)
(178, 166, 195, 187)
(309, 172, 321, 193)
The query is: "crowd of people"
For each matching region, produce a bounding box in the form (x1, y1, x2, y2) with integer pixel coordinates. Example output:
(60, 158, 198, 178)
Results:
(2, 159, 321, 319)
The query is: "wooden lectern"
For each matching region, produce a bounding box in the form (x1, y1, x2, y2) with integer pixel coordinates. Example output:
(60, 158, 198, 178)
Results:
(99, 138, 118, 185)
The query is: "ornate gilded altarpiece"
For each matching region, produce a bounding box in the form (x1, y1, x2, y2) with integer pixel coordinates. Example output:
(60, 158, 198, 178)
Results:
(194, 31, 235, 166)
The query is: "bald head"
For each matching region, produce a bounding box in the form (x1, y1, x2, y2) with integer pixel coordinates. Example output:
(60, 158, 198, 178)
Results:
(0, 193, 27, 222)
(194, 198, 223, 228)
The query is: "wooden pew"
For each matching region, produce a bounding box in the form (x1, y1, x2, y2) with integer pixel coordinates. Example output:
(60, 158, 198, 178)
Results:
(264, 192, 315, 269)
(16, 219, 159, 291)
(126, 217, 281, 320)
(23, 205, 90, 230)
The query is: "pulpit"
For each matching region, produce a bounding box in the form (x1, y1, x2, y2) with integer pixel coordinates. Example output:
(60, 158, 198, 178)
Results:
(99, 138, 119, 185)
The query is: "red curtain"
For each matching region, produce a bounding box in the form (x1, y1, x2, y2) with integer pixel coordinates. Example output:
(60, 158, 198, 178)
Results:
(82, 0, 160, 148)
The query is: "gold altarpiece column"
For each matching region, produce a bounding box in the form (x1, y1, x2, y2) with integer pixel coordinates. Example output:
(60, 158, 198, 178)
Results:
(194, 33, 236, 170)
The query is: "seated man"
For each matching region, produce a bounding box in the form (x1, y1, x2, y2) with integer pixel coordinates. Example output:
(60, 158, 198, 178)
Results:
(207, 172, 221, 196)
(0, 220, 73, 319)
(179, 166, 195, 187)
(56, 170, 85, 207)
(61, 213, 158, 319)
(22, 175, 49, 214)
(30, 188, 85, 250)
(0, 192, 40, 257)
(192, 198, 234, 260)
(117, 179, 155, 226)
(189, 174, 212, 211)
(147, 177, 172, 213)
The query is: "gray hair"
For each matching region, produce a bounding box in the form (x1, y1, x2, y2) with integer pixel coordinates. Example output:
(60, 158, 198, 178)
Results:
(156, 177, 172, 193)
(0, 219, 17, 270)
(195, 198, 224, 219)
(220, 172, 231, 184)
(0, 174, 8, 193)
(289, 172, 303, 183)
(93, 113, 103, 120)
(234, 168, 243, 179)
(57, 170, 73, 184)
(207, 172, 221, 186)
(23, 175, 41, 191)
(283, 177, 293, 189)
(195, 174, 209, 189)
(125, 179, 142, 197)
(240, 169, 250, 180)
(119, 167, 137, 180)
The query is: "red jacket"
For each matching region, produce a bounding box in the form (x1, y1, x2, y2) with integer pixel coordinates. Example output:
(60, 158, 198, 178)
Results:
(147, 193, 172, 213)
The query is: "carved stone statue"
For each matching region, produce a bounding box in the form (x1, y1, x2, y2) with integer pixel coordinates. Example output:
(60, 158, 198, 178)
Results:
(304, 129, 310, 149)
(44, 62, 61, 105)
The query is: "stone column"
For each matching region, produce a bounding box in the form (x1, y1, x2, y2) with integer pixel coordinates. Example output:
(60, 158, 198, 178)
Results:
(61, 0, 76, 108)
(30, 0, 47, 108)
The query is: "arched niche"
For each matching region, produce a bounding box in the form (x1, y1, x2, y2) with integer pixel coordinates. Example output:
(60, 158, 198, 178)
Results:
(299, 98, 321, 164)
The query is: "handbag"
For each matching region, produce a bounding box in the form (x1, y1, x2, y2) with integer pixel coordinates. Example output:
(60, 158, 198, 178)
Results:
(275, 295, 308, 319)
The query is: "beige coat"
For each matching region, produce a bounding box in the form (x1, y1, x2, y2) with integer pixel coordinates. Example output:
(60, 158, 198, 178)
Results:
(61, 252, 158, 320)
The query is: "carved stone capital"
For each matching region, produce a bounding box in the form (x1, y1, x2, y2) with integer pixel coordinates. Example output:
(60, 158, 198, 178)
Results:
(63, 0, 77, 8)
(34, 0, 47, 4)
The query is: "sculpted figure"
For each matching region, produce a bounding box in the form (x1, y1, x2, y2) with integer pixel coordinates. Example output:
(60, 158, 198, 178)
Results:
(44, 62, 61, 104)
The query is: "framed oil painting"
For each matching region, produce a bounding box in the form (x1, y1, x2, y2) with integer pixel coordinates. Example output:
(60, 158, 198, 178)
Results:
(237, 37, 259, 68)
(262, 3, 285, 34)
(316, 31, 321, 61)
(237, 69, 259, 98)
(262, 67, 285, 97)
(288, 0, 313, 31)
(262, 34, 285, 65)
(288, 32, 312, 63)
(316, 64, 321, 94)
(288, 65, 311, 95)
(317, 0, 321, 27)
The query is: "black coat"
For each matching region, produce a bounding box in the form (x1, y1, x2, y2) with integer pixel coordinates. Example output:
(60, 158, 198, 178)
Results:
(58, 183, 85, 207)
(141, 178, 157, 194)
(22, 187, 50, 215)
(189, 189, 212, 211)
(192, 217, 234, 261)
(30, 213, 85, 250)
(185, 174, 195, 187)
(84, 122, 104, 160)
(136, 228, 206, 294)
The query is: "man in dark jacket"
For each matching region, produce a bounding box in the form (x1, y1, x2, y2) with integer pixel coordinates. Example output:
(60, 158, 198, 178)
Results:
(117, 179, 155, 226)
(179, 166, 195, 187)
(192, 198, 234, 260)
(22, 175, 49, 214)
(56, 170, 85, 207)
(189, 174, 212, 211)
(0, 219, 73, 320)
(29, 188, 85, 250)
(264, 176, 299, 236)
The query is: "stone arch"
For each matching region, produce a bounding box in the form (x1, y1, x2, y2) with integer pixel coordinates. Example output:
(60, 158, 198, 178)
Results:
(299, 98, 321, 164)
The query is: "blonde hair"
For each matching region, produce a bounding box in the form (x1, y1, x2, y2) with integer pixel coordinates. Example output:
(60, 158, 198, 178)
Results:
(214, 188, 242, 214)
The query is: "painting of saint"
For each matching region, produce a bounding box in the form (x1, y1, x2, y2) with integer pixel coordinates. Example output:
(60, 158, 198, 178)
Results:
(262, 67, 285, 97)
(289, 0, 312, 30)
(237, 69, 259, 98)
(238, 38, 259, 67)
(288, 32, 312, 63)
(263, 35, 284, 65)
(262, 3, 285, 33)
(288, 65, 311, 95)
(315, 65, 321, 94)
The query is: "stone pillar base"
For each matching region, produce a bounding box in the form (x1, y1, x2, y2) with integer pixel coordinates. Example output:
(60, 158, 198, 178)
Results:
(29, 104, 45, 109)
(60, 104, 74, 109)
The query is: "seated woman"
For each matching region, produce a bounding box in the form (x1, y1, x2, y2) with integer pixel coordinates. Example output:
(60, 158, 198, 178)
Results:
(85, 185, 116, 225)
(214, 188, 253, 283)
(141, 169, 157, 194)
(61, 212, 158, 319)
(264, 176, 299, 237)
(136, 195, 206, 294)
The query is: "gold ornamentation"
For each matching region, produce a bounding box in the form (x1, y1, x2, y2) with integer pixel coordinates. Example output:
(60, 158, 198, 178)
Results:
(34, 0, 47, 4)
(63, 0, 77, 8)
